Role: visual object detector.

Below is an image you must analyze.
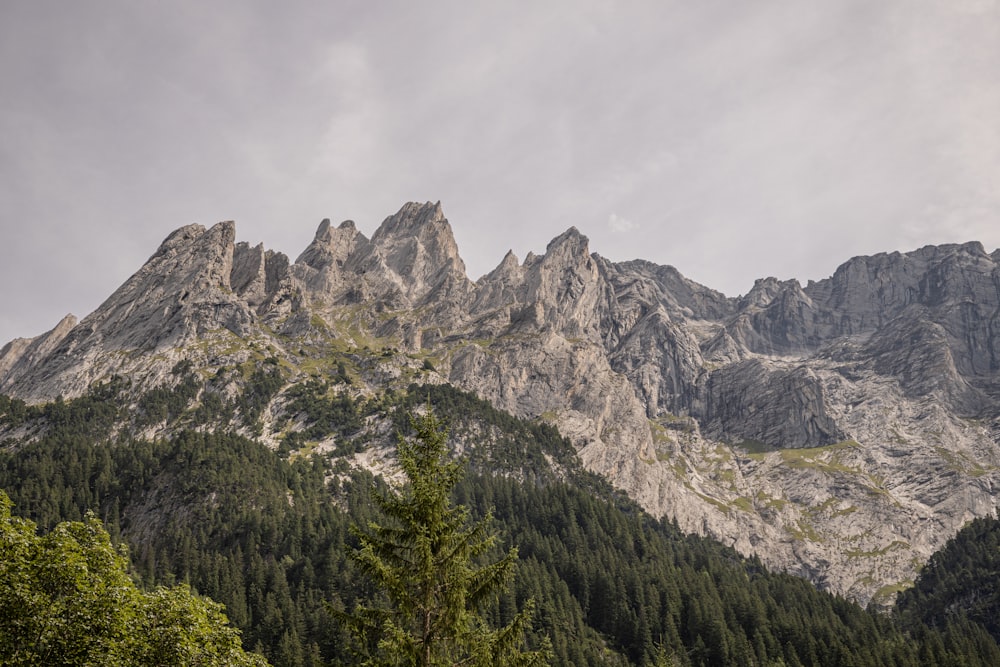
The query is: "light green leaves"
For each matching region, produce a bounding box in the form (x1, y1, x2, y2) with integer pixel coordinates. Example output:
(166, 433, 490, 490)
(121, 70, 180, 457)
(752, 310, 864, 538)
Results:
(0, 490, 269, 667)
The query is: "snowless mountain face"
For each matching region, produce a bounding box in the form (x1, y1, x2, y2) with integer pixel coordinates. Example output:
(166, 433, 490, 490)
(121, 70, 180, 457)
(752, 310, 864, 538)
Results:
(3, 201, 1000, 605)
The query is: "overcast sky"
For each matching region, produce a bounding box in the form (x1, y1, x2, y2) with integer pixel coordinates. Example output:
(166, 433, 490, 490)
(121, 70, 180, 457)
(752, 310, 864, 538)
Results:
(2, 0, 999, 344)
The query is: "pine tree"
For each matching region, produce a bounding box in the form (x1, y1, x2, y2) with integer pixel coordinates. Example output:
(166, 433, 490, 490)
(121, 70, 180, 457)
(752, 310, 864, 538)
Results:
(337, 410, 549, 666)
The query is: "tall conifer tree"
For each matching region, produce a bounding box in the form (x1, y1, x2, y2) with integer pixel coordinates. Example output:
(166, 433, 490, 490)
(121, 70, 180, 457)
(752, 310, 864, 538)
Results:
(339, 410, 548, 666)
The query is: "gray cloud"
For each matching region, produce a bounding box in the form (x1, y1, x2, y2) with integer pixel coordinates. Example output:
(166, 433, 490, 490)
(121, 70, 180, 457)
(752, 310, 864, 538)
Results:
(2, 0, 999, 344)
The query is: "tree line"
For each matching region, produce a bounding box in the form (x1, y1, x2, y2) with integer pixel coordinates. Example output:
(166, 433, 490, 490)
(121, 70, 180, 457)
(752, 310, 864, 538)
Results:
(2, 379, 1000, 665)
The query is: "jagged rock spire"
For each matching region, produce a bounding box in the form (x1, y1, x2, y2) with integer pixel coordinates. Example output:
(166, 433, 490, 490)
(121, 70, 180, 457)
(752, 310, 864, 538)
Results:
(2, 204, 1000, 610)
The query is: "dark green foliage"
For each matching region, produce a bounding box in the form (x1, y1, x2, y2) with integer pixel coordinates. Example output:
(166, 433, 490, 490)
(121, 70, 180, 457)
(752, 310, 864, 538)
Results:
(0, 378, 125, 439)
(278, 378, 366, 458)
(238, 363, 285, 429)
(338, 411, 548, 666)
(2, 380, 1000, 666)
(136, 371, 201, 427)
(191, 388, 233, 424)
(334, 361, 353, 385)
(0, 393, 29, 427)
(895, 512, 1000, 642)
(466, 475, 1000, 666)
(172, 359, 195, 377)
(3, 367, 232, 440)
(387, 383, 579, 476)
(284, 379, 364, 442)
(0, 490, 269, 666)
(1, 429, 351, 667)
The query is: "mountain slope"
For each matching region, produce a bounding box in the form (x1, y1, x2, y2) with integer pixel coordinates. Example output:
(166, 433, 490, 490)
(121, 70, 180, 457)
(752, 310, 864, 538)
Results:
(3, 201, 1000, 604)
(2, 382, 998, 666)
(896, 512, 1000, 643)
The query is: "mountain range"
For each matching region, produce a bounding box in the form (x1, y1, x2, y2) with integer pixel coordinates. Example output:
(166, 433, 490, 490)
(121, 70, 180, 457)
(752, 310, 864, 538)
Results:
(3, 201, 999, 606)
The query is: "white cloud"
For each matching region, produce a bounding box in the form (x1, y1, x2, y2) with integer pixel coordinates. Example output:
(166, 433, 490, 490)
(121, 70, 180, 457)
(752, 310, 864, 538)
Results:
(608, 213, 638, 233)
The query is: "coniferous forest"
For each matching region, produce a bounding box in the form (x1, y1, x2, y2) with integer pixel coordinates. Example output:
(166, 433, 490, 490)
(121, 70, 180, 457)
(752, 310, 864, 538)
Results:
(2, 378, 1000, 666)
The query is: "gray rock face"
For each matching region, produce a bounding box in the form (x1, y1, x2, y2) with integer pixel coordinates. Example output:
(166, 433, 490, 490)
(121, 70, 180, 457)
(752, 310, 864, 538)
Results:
(231, 242, 291, 313)
(294, 218, 372, 302)
(286, 203, 474, 347)
(1, 222, 263, 401)
(366, 201, 469, 305)
(3, 202, 1000, 606)
(701, 360, 846, 448)
(0, 314, 77, 389)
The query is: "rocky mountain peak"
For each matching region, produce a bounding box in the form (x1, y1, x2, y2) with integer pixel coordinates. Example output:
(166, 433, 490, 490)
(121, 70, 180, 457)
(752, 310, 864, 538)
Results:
(83, 220, 244, 340)
(519, 226, 606, 338)
(740, 276, 794, 309)
(542, 226, 589, 259)
(296, 218, 366, 271)
(293, 217, 370, 308)
(152, 222, 210, 256)
(0, 314, 77, 390)
(370, 201, 465, 274)
(4, 205, 1000, 608)
(148, 221, 236, 271)
(609, 259, 736, 321)
(1, 221, 259, 401)
(960, 240, 988, 257)
(371, 201, 445, 238)
(349, 201, 469, 306)
(807, 242, 999, 329)
(231, 242, 291, 312)
(495, 249, 520, 273)
(469, 251, 525, 320)
(482, 250, 520, 285)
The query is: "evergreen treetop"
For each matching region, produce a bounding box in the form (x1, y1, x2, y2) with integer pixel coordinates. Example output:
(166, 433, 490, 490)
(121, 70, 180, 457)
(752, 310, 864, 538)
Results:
(338, 410, 549, 666)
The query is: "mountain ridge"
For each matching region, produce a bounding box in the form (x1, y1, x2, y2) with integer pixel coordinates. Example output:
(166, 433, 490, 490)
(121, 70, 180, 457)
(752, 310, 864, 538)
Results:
(3, 201, 999, 605)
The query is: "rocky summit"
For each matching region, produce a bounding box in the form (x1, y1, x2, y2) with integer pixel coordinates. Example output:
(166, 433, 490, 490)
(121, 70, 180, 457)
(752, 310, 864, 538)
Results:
(2, 201, 999, 605)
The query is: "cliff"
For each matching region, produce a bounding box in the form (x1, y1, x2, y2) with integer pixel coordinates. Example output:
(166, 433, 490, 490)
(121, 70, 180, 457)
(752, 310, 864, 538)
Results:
(3, 202, 999, 605)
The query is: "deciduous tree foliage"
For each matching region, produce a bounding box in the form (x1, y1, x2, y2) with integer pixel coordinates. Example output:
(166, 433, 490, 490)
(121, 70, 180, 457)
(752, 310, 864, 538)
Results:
(4, 382, 1000, 665)
(337, 410, 549, 666)
(0, 490, 269, 667)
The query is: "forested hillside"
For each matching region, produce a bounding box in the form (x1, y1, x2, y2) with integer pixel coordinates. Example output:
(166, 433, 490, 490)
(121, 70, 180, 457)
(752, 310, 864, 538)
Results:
(0, 491, 267, 666)
(5, 210, 1000, 606)
(2, 380, 999, 665)
(896, 513, 1000, 644)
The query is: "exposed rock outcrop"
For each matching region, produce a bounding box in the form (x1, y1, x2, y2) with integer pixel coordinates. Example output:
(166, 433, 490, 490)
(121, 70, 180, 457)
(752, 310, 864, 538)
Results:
(0, 314, 77, 387)
(701, 360, 846, 448)
(3, 202, 999, 606)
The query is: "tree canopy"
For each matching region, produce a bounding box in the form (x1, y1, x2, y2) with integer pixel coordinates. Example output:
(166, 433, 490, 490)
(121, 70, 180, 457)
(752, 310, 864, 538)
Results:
(4, 381, 1000, 665)
(0, 490, 269, 667)
(337, 410, 549, 666)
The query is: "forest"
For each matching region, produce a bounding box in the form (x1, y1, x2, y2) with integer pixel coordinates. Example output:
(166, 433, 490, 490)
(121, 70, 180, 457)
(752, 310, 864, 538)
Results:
(2, 376, 999, 666)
